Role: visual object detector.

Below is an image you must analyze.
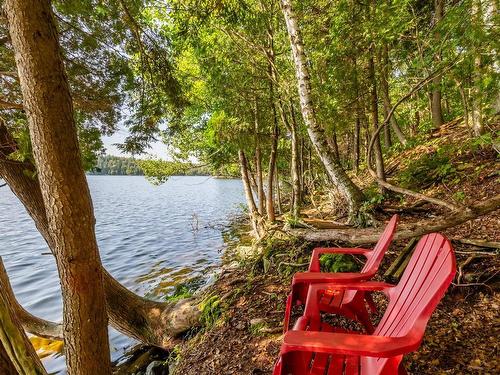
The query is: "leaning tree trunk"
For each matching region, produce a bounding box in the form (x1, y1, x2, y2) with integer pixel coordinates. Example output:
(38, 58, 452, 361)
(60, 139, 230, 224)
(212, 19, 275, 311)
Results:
(239, 150, 263, 237)
(0, 343, 18, 375)
(0, 267, 47, 375)
(4, 1, 111, 373)
(0, 123, 200, 347)
(431, 0, 445, 128)
(280, 0, 364, 217)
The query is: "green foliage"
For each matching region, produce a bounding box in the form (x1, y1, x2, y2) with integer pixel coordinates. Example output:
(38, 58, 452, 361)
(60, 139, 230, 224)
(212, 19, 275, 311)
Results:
(92, 155, 143, 176)
(137, 159, 191, 185)
(248, 321, 268, 337)
(319, 254, 359, 273)
(7, 120, 33, 165)
(165, 277, 204, 303)
(77, 124, 104, 171)
(398, 149, 457, 189)
(199, 295, 222, 328)
(453, 191, 466, 203)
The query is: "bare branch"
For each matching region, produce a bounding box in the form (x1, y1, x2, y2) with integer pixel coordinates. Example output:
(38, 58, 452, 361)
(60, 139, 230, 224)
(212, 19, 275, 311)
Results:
(366, 57, 463, 211)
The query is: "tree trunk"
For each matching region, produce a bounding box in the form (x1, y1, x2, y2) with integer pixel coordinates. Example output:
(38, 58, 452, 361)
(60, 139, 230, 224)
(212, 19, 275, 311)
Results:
(328, 131, 340, 161)
(352, 56, 361, 173)
(289, 101, 302, 216)
(239, 150, 263, 237)
(280, 0, 364, 217)
(4, 1, 111, 373)
(0, 261, 47, 375)
(368, 48, 386, 185)
(380, 44, 407, 145)
(471, 0, 484, 136)
(266, 28, 279, 223)
(275, 163, 282, 215)
(276, 97, 301, 217)
(431, 0, 445, 128)
(0, 343, 19, 375)
(456, 79, 470, 131)
(353, 116, 361, 173)
(253, 96, 266, 215)
(267, 99, 279, 223)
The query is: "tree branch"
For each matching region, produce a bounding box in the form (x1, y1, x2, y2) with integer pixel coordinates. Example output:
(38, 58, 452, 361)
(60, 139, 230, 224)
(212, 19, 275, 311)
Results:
(366, 58, 463, 212)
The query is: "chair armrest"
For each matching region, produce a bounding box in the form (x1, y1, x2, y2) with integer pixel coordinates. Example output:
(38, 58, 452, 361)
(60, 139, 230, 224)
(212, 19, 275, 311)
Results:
(309, 281, 395, 292)
(281, 330, 419, 358)
(309, 247, 370, 271)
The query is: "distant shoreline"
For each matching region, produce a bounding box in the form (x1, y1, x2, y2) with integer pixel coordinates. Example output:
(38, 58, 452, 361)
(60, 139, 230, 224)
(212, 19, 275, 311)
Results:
(86, 174, 239, 179)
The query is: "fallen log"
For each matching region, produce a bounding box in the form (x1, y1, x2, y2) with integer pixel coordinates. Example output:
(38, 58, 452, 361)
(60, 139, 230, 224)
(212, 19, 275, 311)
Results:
(453, 238, 500, 249)
(384, 238, 417, 278)
(290, 194, 500, 244)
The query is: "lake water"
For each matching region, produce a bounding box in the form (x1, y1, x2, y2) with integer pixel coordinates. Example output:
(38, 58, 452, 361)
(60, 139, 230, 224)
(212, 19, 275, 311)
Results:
(0, 175, 245, 373)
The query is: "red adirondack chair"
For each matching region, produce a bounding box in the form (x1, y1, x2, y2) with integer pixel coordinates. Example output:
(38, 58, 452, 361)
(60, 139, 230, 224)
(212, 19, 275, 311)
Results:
(274, 233, 456, 375)
(284, 215, 399, 333)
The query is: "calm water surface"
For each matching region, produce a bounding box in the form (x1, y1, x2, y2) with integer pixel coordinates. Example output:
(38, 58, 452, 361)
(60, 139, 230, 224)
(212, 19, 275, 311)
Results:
(0, 175, 244, 373)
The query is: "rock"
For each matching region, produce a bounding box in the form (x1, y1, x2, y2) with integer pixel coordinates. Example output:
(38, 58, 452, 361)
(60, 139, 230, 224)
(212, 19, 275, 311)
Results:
(145, 360, 168, 375)
(236, 245, 254, 259)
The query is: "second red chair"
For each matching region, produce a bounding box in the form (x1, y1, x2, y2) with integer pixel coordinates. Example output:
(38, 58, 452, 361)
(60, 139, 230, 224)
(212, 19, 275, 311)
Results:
(284, 215, 399, 333)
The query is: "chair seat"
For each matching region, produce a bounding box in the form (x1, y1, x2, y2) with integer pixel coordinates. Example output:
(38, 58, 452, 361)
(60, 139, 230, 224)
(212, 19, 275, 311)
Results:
(289, 321, 363, 375)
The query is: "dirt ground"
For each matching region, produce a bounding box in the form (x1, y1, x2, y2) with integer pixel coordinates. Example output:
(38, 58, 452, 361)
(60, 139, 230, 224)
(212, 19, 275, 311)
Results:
(172, 123, 499, 374)
(172, 209, 499, 374)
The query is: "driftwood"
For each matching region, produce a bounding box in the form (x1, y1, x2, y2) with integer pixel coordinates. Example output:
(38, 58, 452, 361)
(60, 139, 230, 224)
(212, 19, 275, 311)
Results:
(290, 194, 500, 244)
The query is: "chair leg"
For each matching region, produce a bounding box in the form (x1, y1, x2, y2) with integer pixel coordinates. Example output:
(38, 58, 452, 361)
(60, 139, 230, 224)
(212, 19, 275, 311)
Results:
(355, 305, 375, 334)
(347, 295, 375, 334)
(272, 358, 282, 375)
(365, 292, 378, 314)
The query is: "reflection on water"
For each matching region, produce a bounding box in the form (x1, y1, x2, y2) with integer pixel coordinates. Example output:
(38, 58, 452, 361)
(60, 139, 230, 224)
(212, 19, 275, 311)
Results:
(0, 175, 244, 373)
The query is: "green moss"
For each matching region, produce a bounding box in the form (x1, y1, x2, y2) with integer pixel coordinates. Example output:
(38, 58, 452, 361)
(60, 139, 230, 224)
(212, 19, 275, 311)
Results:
(319, 253, 359, 273)
(199, 295, 222, 328)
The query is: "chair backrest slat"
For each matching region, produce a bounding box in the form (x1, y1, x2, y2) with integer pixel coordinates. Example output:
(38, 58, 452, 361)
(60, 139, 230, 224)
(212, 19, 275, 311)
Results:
(361, 215, 399, 275)
(374, 233, 455, 339)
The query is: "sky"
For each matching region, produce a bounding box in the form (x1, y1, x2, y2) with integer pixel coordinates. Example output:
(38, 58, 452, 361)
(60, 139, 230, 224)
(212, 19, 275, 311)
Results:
(101, 127, 171, 160)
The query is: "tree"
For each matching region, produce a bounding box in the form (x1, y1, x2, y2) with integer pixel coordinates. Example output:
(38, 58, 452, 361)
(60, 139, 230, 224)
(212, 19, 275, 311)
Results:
(4, 0, 112, 373)
(430, 0, 445, 128)
(280, 0, 364, 217)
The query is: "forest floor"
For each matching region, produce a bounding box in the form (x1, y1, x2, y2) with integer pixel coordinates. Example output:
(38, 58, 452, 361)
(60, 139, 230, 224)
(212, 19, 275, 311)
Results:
(171, 120, 499, 375)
